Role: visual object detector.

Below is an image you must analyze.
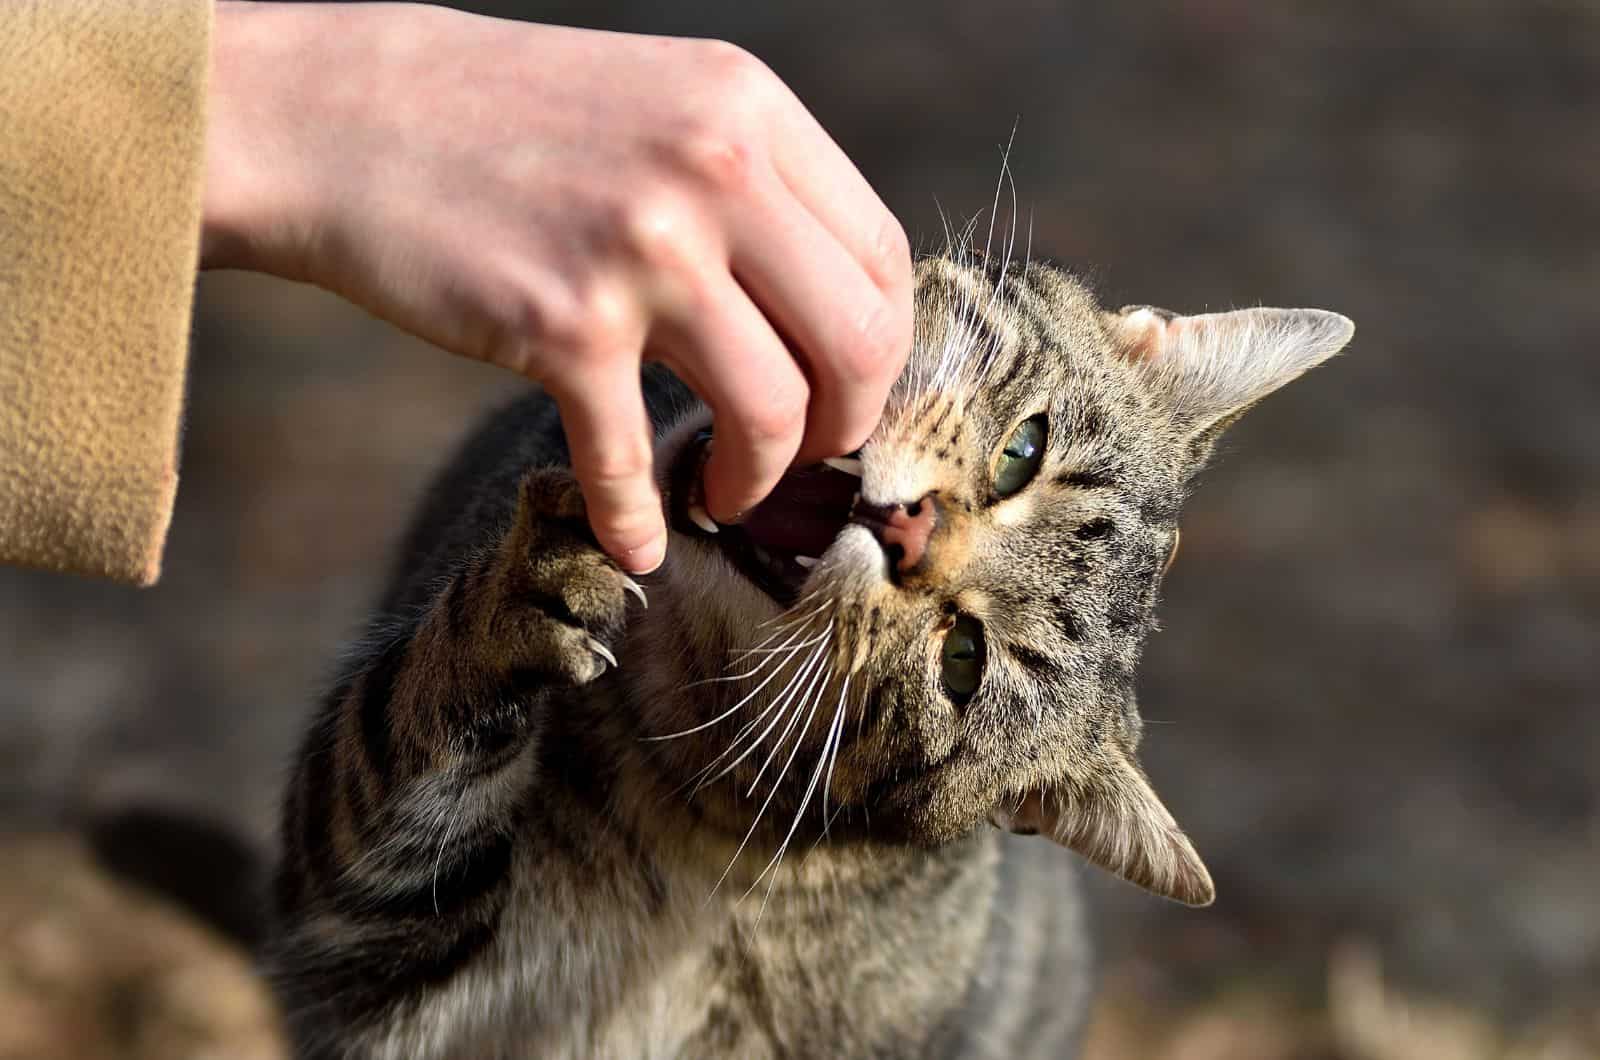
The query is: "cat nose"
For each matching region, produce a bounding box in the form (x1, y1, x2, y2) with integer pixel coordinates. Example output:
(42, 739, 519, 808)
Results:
(851, 494, 939, 573)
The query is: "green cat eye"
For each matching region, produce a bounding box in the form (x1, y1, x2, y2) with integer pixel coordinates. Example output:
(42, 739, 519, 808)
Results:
(993, 415, 1047, 497)
(940, 615, 986, 702)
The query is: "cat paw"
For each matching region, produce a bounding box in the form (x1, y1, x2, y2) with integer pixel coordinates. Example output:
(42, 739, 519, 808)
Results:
(486, 470, 646, 686)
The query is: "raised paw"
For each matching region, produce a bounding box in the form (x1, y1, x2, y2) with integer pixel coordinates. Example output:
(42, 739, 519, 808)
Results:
(463, 470, 648, 687)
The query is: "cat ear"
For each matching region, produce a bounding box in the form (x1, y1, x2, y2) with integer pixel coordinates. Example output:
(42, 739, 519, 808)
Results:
(989, 754, 1214, 907)
(1107, 305, 1354, 437)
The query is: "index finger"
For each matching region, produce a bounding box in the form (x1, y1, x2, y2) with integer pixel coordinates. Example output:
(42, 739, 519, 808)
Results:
(550, 363, 667, 574)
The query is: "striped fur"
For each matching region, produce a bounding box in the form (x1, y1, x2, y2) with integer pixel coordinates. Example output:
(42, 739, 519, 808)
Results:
(270, 252, 1351, 1057)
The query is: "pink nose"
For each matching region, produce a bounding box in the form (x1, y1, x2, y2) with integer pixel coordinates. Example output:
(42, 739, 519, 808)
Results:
(852, 495, 939, 573)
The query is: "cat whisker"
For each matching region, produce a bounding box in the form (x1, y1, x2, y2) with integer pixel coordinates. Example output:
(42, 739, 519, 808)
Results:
(708, 646, 834, 902)
(735, 600, 831, 655)
(666, 621, 829, 716)
(430, 793, 463, 918)
(819, 674, 850, 843)
(741, 634, 834, 797)
(749, 667, 852, 920)
(686, 622, 832, 798)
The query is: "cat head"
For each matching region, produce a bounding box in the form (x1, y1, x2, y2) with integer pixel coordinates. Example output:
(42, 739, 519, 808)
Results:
(647, 254, 1352, 906)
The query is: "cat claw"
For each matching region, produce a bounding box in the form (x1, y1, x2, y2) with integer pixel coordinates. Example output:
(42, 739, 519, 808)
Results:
(686, 503, 719, 535)
(620, 576, 648, 609)
(586, 637, 618, 671)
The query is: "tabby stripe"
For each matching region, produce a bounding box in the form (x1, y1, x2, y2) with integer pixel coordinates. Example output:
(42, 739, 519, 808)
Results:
(1052, 602, 1087, 642)
(332, 828, 514, 922)
(358, 634, 414, 786)
(1072, 401, 1109, 443)
(441, 564, 477, 637)
(296, 731, 344, 887)
(1056, 469, 1118, 491)
(1009, 642, 1058, 680)
(506, 587, 580, 629)
(989, 346, 1033, 395)
(282, 918, 499, 1034)
(453, 686, 541, 777)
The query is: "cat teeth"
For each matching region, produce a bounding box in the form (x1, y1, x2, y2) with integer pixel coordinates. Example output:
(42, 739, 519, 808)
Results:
(586, 637, 618, 671)
(823, 456, 864, 477)
(620, 576, 648, 609)
(794, 555, 819, 569)
(687, 503, 719, 535)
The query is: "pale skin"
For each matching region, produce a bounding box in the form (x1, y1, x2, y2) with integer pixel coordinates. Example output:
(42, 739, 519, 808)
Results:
(201, 2, 914, 574)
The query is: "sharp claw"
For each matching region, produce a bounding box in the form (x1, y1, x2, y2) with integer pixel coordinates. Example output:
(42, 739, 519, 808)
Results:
(621, 575, 648, 609)
(687, 503, 719, 535)
(586, 637, 618, 671)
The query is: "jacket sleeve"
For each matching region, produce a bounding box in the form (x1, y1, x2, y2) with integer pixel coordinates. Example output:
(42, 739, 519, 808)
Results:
(0, 0, 212, 586)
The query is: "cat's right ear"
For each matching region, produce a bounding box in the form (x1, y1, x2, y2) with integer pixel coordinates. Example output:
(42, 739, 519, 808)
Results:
(1105, 304, 1354, 445)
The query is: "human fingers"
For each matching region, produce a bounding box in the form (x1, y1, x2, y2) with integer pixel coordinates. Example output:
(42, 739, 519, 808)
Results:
(549, 351, 666, 575)
(770, 99, 915, 304)
(728, 180, 909, 466)
(655, 275, 811, 524)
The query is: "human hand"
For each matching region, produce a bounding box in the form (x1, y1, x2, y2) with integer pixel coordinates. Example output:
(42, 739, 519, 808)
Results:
(201, 2, 913, 573)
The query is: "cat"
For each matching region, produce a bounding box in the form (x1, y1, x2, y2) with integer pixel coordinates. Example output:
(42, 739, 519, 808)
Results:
(266, 250, 1353, 1059)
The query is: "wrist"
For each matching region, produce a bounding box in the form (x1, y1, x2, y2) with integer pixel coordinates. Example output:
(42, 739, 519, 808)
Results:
(201, 1, 342, 275)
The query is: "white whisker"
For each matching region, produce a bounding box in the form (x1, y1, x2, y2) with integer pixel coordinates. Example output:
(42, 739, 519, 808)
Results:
(690, 621, 832, 795)
(708, 646, 833, 900)
(654, 625, 830, 740)
(749, 668, 851, 917)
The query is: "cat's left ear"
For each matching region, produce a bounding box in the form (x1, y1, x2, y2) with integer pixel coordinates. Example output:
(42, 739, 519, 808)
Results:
(1106, 305, 1354, 442)
(989, 753, 1215, 907)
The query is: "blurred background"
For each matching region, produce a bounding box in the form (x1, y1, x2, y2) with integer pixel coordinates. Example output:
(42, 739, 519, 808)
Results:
(3, 2, 1596, 1057)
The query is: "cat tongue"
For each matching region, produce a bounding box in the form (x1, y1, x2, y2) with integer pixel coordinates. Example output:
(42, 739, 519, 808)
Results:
(739, 464, 859, 558)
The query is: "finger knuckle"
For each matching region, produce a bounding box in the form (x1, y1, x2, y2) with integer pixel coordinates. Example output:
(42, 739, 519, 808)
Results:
(671, 126, 754, 193)
(616, 191, 700, 269)
(697, 39, 775, 100)
(743, 388, 808, 446)
(584, 438, 654, 489)
(568, 281, 638, 355)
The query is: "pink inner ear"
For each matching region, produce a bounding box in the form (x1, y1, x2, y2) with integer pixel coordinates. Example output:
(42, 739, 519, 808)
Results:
(1116, 308, 1173, 363)
(988, 789, 1051, 836)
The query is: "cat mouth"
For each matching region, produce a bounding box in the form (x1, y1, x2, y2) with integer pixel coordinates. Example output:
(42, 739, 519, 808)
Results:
(669, 432, 862, 605)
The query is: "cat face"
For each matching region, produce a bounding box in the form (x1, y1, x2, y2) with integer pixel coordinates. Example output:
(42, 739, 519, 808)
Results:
(647, 254, 1352, 906)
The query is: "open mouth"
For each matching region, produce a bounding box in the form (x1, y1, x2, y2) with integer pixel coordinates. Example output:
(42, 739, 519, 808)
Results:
(670, 432, 863, 605)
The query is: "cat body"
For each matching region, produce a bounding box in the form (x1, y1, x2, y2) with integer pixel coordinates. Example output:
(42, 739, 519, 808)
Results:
(269, 255, 1351, 1058)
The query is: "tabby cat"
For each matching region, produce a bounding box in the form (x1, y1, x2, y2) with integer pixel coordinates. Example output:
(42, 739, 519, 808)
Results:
(268, 252, 1353, 1059)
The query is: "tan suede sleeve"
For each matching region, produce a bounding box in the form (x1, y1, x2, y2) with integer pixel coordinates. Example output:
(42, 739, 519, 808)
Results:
(0, 0, 212, 586)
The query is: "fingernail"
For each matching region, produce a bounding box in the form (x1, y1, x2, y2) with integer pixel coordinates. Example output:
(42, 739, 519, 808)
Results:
(621, 536, 666, 575)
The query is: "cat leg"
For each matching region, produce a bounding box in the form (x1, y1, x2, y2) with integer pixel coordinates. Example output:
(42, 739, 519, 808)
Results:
(269, 470, 637, 1059)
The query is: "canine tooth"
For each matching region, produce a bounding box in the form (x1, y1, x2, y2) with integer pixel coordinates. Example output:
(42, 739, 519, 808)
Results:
(823, 456, 864, 477)
(687, 503, 718, 535)
(794, 555, 819, 569)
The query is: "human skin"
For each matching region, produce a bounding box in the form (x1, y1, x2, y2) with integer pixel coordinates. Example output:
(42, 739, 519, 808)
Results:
(201, 2, 914, 573)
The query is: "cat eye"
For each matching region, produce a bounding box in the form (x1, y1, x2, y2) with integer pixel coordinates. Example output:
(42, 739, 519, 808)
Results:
(940, 614, 986, 702)
(993, 415, 1047, 497)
